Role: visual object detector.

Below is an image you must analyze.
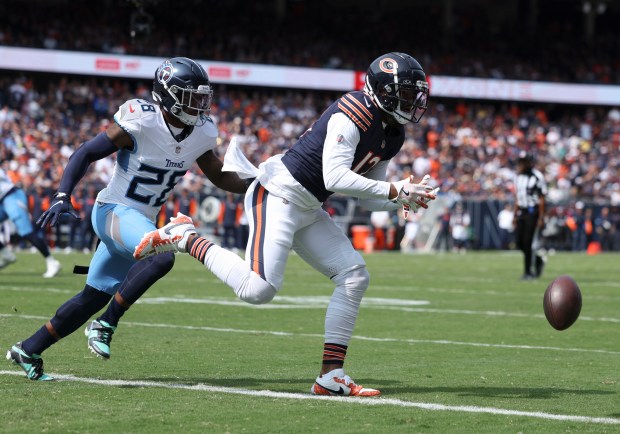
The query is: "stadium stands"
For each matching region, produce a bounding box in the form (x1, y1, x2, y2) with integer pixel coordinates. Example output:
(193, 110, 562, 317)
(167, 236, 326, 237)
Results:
(0, 0, 619, 83)
(0, 0, 618, 251)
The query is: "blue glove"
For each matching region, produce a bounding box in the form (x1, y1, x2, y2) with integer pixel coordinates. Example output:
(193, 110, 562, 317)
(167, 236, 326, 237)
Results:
(36, 192, 80, 228)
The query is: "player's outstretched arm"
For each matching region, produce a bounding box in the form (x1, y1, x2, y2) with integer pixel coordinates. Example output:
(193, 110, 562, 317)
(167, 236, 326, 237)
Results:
(37, 124, 127, 228)
(197, 150, 253, 194)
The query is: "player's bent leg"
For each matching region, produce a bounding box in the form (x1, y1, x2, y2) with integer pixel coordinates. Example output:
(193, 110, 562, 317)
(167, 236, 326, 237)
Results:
(84, 210, 156, 359)
(47, 285, 113, 340)
(87, 252, 176, 359)
(234, 270, 277, 305)
(188, 239, 278, 305)
(311, 266, 379, 397)
(292, 213, 378, 396)
(135, 209, 282, 305)
(7, 285, 112, 380)
(104, 252, 175, 323)
(173, 184, 292, 305)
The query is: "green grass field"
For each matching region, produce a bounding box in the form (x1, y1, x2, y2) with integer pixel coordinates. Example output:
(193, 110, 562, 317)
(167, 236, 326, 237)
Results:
(1, 250, 619, 433)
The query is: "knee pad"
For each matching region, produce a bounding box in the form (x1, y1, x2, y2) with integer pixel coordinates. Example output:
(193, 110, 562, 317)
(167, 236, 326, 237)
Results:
(238, 273, 277, 305)
(325, 267, 370, 345)
(333, 266, 370, 296)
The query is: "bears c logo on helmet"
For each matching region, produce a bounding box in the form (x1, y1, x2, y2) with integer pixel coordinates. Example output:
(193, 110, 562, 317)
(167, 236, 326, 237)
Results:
(379, 58, 397, 74)
(157, 60, 174, 84)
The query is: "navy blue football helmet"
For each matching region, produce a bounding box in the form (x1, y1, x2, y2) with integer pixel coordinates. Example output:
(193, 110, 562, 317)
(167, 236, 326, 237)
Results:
(152, 57, 213, 126)
(364, 52, 429, 124)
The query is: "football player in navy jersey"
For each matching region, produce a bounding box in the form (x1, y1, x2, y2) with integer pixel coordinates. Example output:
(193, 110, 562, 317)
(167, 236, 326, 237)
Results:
(6, 57, 250, 380)
(136, 53, 438, 396)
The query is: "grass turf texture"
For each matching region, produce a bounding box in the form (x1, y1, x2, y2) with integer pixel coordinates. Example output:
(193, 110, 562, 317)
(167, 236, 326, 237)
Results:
(1, 251, 619, 433)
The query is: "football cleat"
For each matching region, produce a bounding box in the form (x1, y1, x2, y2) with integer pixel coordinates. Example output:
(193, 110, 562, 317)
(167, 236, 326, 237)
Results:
(43, 257, 61, 278)
(134, 213, 196, 260)
(0, 247, 17, 270)
(6, 342, 53, 381)
(311, 368, 380, 397)
(85, 319, 116, 359)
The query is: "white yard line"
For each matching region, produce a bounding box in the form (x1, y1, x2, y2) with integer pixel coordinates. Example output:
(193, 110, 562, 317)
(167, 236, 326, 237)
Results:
(1, 286, 75, 294)
(136, 296, 620, 324)
(3, 291, 620, 323)
(0, 370, 618, 425)
(2, 313, 619, 355)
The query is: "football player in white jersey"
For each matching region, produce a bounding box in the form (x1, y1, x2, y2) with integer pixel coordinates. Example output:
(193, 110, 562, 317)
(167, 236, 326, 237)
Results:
(7, 57, 250, 380)
(0, 168, 61, 277)
(136, 53, 439, 396)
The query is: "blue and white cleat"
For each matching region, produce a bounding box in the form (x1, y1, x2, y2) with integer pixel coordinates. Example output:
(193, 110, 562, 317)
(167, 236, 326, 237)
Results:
(85, 319, 116, 359)
(6, 342, 53, 381)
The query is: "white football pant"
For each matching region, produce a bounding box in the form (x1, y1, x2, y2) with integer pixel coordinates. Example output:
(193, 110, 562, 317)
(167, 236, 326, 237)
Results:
(200, 180, 369, 346)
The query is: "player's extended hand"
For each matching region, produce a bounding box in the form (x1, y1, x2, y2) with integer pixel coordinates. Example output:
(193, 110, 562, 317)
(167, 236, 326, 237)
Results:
(36, 192, 80, 228)
(408, 175, 440, 216)
(391, 175, 438, 218)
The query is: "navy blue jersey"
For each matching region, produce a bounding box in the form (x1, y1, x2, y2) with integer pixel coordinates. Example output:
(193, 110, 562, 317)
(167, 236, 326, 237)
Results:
(281, 91, 405, 202)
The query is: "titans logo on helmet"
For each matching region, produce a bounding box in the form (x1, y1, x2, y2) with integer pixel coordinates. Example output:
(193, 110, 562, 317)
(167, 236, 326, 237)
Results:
(157, 60, 174, 84)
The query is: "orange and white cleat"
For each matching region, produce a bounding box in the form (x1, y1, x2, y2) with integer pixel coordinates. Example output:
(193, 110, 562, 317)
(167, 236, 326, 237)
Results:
(134, 213, 196, 260)
(311, 368, 381, 397)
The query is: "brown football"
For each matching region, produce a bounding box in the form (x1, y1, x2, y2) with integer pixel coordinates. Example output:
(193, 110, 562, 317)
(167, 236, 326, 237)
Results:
(543, 275, 582, 331)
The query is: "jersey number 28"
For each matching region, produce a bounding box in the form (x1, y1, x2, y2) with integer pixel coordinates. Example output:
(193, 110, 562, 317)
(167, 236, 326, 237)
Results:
(126, 163, 185, 207)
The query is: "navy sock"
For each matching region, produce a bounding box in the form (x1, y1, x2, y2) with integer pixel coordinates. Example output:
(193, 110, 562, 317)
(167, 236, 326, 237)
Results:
(22, 285, 112, 355)
(100, 293, 130, 327)
(23, 232, 51, 257)
(21, 325, 57, 356)
(99, 253, 175, 327)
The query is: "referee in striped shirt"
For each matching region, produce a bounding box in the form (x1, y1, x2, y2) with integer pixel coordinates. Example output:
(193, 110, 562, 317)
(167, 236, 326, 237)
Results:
(513, 151, 547, 280)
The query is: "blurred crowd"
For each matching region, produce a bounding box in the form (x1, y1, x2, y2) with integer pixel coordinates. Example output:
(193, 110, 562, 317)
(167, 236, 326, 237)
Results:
(1, 0, 619, 84)
(2, 74, 619, 206)
(1, 73, 619, 251)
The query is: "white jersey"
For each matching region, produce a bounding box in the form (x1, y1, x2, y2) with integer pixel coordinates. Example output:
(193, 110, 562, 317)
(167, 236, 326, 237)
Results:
(0, 168, 16, 200)
(97, 99, 217, 221)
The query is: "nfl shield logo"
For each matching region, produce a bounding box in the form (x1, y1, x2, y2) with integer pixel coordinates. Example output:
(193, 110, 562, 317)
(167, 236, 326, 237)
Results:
(175, 146, 181, 154)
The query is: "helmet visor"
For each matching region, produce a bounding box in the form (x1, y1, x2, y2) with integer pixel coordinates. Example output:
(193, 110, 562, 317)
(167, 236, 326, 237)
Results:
(395, 80, 428, 123)
(170, 84, 213, 112)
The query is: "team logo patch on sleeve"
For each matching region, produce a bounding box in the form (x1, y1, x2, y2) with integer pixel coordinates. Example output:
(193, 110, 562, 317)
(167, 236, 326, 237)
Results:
(336, 134, 344, 143)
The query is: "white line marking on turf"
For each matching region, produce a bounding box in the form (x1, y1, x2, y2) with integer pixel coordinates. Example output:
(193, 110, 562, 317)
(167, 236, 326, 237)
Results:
(134, 296, 620, 324)
(0, 370, 618, 425)
(138, 296, 430, 308)
(0, 286, 74, 294)
(2, 314, 619, 356)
